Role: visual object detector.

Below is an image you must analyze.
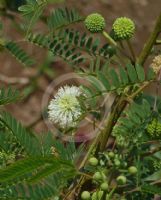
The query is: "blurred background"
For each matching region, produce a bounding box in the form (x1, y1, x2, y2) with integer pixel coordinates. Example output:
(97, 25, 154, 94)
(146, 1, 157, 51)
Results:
(0, 0, 160, 133)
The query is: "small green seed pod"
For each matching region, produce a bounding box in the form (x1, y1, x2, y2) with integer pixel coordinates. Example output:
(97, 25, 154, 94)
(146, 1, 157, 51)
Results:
(128, 166, 138, 174)
(112, 17, 135, 40)
(85, 13, 106, 33)
(116, 175, 127, 185)
(93, 172, 102, 181)
(114, 159, 121, 167)
(108, 151, 115, 158)
(81, 191, 91, 200)
(89, 157, 99, 166)
(100, 182, 108, 191)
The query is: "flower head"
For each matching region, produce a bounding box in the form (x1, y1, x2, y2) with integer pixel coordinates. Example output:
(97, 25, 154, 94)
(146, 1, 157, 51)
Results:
(48, 86, 83, 129)
(147, 119, 161, 138)
(151, 55, 161, 74)
(85, 13, 106, 33)
(112, 17, 135, 40)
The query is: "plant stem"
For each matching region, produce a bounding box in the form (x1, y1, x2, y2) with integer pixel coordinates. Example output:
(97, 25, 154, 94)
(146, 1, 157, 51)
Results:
(78, 132, 101, 169)
(102, 31, 132, 60)
(127, 39, 136, 62)
(102, 31, 117, 46)
(137, 13, 161, 65)
(99, 81, 151, 152)
(99, 96, 126, 151)
(141, 146, 161, 157)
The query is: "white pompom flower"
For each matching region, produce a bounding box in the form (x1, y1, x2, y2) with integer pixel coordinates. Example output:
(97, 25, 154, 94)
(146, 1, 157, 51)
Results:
(48, 86, 83, 129)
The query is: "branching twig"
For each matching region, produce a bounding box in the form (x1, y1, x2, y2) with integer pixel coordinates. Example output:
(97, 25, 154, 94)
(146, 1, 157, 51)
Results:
(137, 13, 161, 65)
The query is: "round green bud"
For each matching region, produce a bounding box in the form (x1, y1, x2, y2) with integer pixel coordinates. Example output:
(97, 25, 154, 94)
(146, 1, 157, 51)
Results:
(123, 161, 128, 168)
(108, 151, 115, 158)
(147, 119, 161, 138)
(85, 13, 106, 33)
(89, 157, 99, 166)
(114, 159, 121, 167)
(100, 182, 108, 191)
(112, 17, 135, 40)
(81, 191, 91, 200)
(128, 166, 137, 174)
(93, 171, 102, 181)
(116, 175, 127, 185)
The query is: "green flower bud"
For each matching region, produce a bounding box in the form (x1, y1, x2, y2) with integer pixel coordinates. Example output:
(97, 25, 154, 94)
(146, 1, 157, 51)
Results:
(108, 151, 115, 158)
(85, 13, 106, 33)
(89, 157, 99, 166)
(93, 172, 102, 181)
(81, 191, 91, 200)
(151, 55, 161, 74)
(116, 175, 127, 185)
(128, 166, 137, 174)
(147, 119, 161, 138)
(114, 159, 121, 167)
(112, 17, 135, 40)
(153, 159, 161, 170)
(100, 182, 108, 191)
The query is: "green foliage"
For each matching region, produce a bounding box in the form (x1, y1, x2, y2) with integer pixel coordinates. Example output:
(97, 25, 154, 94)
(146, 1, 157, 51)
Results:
(18, 0, 64, 34)
(0, 112, 41, 155)
(0, 87, 21, 105)
(81, 62, 154, 102)
(112, 99, 151, 146)
(1, 175, 68, 200)
(145, 169, 161, 181)
(0, 156, 76, 184)
(0, 156, 76, 200)
(141, 184, 161, 196)
(1, 3, 161, 200)
(48, 7, 83, 31)
(27, 29, 115, 66)
(5, 41, 35, 66)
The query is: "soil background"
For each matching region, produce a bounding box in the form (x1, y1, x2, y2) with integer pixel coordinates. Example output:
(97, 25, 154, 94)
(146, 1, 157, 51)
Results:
(0, 0, 161, 133)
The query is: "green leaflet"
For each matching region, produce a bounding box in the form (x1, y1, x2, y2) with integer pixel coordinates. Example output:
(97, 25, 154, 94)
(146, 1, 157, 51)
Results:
(144, 169, 161, 181)
(0, 87, 21, 105)
(126, 63, 138, 83)
(0, 156, 75, 184)
(5, 41, 35, 66)
(141, 184, 161, 195)
(47, 7, 83, 31)
(109, 68, 120, 88)
(135, 64, 145, 82)
(119, 66, 129, 85)
(0, 112, 41, 155)
(27, 30, 113, 66)
(97, 71, 111, 90)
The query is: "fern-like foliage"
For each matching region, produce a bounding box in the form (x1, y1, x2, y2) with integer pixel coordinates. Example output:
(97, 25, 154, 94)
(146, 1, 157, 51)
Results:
(0, 156, 76, 199)
(27, 29, 114, 66)
(1, 174, 71, 200)
(48, 7, 84, 31)
(81, 63, 155, 99)
(5, 41, 35, 66)
(112, 99, 152, 147)
(18, 0, 49, 34)
(0, 156, 75, 183)
(141, 184, 161, 196)
(0, 87, 21, 105)
(0, 112, 41, 155)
